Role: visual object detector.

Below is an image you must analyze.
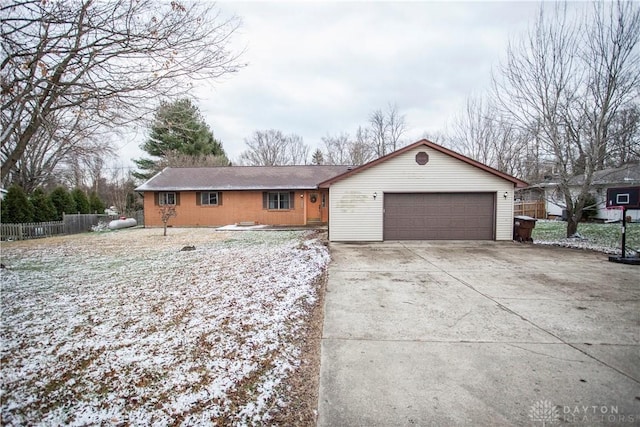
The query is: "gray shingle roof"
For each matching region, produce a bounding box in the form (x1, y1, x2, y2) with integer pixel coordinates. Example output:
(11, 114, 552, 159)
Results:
(135, 166, 352, 192)
(569, 163, 640, 186)
(523, 163, 640, 189)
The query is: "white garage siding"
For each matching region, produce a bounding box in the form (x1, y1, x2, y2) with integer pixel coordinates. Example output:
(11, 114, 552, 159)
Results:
(328, 145, 515, 241)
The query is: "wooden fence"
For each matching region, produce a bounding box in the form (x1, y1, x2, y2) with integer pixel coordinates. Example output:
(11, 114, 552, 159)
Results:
(1, 214, 113, 241)
(1, 221, 65, 240)
(63, 213, 110, 234)
(514, 200, 546, 219)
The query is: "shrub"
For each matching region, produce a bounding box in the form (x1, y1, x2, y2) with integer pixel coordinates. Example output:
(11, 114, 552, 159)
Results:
(71, 188, 91, 214)
(1, 185, 34, 223)
(30, 188, 57, 222)
(89, 191, 106, 214)
(49, 187, 75, 220)
(582, 193, 598, 221)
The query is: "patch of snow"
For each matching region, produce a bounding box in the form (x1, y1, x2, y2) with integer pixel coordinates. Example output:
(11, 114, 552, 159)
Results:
(91, 221, 110, 232)
(534, 238, 638, 256)
(0, 229, 329, 425)
(216, 224, 269, 231)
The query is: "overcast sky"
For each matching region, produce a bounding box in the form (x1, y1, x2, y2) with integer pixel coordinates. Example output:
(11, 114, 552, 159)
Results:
(118, 1, 547, 167)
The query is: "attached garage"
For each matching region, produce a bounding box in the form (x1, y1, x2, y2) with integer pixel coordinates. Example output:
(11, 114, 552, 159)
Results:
(383, 193, 495, 240)
(320, 139, 528, 242)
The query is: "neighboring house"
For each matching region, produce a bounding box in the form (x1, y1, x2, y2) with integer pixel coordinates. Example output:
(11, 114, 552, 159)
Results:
(518, 163, 640, 222)
(135, 140, 527, 241)
(0, 188, 7, 201)
(135, 165, 350, 227)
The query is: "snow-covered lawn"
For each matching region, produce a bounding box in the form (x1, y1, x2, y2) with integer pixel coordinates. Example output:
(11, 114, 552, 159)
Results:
(532, 220, 640, 256)
(0, 228, 330, 426)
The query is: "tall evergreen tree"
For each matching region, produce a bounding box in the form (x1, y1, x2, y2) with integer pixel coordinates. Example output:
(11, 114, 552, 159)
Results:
(133, 98, 229, 180)
(89, 191, 106, 214)
(1, 185, 34, 223)
(30, 188, 57, 222)
(49, 187, 75, 220)
(311, 148, 325, 165)
(71, 189, 91, 214)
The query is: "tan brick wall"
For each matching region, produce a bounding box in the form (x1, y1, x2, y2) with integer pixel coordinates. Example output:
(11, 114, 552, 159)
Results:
(143, 191, 307, 227)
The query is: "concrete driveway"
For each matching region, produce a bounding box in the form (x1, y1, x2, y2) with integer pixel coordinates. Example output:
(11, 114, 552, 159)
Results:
(318, 241, 640, 426)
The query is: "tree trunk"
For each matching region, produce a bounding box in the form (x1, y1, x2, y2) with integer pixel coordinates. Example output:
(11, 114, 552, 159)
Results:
(566, 214, 579, 237)
(163, 224, 167, 237)
(565, 193, 587, 237)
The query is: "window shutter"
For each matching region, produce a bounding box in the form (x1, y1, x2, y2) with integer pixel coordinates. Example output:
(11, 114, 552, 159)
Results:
(175, 193, 180, 206)
(290, 191, 295, 209)
(263, 192, 268, 209)
(154, 192, 159, 206)
(196, 192, 201, 206)
(218, 192, 223, 206)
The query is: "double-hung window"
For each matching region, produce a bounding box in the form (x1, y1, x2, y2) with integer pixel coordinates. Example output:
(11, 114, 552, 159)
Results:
(262, 191, 295, 210)
(267, 192, 291, 210)
(201, 192, 219, 206)
(159, 192, 176, 205)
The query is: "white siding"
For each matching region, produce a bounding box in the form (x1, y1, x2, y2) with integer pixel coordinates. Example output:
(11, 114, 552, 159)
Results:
(329, 146, 516, 241)
(549, 186, 640, 221)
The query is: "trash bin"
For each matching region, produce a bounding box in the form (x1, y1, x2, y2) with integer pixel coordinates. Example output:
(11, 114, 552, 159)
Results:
(514, 215, 537, 242)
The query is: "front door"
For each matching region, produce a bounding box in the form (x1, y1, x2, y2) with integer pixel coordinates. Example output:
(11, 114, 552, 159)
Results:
(306, 191, 322, 224)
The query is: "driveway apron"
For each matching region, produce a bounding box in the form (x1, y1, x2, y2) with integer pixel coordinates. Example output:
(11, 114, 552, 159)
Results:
(317, 241, 640, 426)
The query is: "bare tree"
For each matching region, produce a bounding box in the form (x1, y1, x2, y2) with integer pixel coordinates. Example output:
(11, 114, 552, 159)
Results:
(420, 130, 449, 144)
(607, 106, 640, 166)
(367, 103, 407, 157)
(159, 205, 177, 237)
(239, 130, 309, 165)
(351, 127, 375, 165)
(493, 1, 639, 236)
(85, 155, 106, 194)
(449, 96, 496, 166)
(320, 104, 406, 166)
(1, 0, 244, 182)
(322, 130, 374, 166)
(322, 133, 351, 165)
(106, 166, 140, 217)
(286, 134, 310, 165)
(162, 151, 230, 168)
(6, 106, 116, 192)
(581, 1, 640, 171)
(448, 96, 529, 178)
(369, 109, 389, 157)
(386, 103, 407, 152)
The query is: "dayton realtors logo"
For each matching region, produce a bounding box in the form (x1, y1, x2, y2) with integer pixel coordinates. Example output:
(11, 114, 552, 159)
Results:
(529, 400, 637, 425)
(529, 400, 559, 425)
(561, 404, 635, 423)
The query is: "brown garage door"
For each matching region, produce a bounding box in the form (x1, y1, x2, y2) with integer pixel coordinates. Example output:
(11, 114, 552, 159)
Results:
(383, 193, 495, 240)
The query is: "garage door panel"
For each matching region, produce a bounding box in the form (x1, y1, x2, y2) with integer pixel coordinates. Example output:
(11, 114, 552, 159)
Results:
(384, 193, 495, 240)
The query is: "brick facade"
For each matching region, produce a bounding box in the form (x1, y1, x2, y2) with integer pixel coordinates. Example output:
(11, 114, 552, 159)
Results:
(143, 190, 328, 227)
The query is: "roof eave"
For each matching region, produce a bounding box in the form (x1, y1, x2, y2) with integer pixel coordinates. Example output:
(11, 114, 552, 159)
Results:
(135, 185, 320, 192)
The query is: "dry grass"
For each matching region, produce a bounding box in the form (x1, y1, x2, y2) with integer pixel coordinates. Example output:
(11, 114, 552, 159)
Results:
(270, 233, 328, 426)
(1, 227, 330, 426)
